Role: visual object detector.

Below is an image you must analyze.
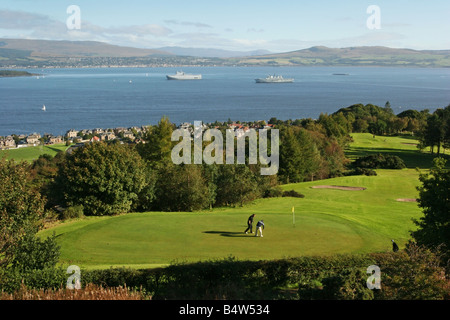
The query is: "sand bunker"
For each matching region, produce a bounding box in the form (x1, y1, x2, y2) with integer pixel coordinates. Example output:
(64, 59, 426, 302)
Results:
(311, 185, 366, 191)
(396, 198, 417, 202)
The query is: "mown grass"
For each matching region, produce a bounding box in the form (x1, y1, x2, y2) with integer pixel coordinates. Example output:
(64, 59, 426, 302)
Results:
(0, 143, 70, 162)
(346, 133, 449, 168)
(38, 134, 437, 270)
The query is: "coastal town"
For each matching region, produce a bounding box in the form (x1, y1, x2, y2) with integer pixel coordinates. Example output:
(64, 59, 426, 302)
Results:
(0, 120, 276, 151)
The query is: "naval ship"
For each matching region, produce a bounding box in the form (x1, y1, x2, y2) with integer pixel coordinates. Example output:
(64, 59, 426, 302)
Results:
(166, 71, 202, 80)
(255, 74, 294, 83)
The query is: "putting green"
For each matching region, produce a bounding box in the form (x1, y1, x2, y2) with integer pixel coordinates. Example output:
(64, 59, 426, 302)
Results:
(42, 209, 367, 268)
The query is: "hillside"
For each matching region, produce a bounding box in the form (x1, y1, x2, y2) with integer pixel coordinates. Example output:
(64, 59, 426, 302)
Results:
(227, 46, 450, 67)
(0, 38, 449, 68)
(0, 38, 178, 68)
(156, 46, 272, 58)
(0, 38, 170, 58)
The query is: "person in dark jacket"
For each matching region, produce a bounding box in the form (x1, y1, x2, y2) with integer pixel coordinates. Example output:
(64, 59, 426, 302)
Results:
(255, 220, 265, 237)
(244, 214, 255, 234)
(392, 239, 399, 252)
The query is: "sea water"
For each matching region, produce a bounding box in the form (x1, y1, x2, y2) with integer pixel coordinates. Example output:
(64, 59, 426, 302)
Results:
(0, 66, 449, 136)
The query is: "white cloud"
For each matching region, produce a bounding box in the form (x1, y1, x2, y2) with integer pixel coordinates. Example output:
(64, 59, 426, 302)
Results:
(0, 9, 53, 29)
(107, 24, 173, 37)
(0, 9, 442, 52)
(232, 38, 268, 47)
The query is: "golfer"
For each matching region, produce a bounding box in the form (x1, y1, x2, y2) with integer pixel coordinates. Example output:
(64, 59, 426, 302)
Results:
(244, 214, 255, 234)
(255, 220, 265, 237)
(392, 240, 399, 252)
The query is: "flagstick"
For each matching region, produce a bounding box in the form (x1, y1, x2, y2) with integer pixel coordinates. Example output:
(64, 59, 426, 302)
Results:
(292, 207, 295, 227)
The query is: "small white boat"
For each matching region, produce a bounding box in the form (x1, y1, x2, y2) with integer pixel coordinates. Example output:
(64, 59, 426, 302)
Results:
(42, 104, 46, 111)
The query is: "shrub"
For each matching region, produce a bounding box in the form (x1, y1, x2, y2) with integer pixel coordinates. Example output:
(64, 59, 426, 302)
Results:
(10, 233, 60, 273)
(370, 243, 449, 300)
(2, 249, 448, 300)
(0, 283, 145, 300)
(320, 268, 375, 300)
(263, 186, 283, 198)
(352, 154, 406, 169)
(0, 267, 67, 294)
(282, 190, 305, 198)
(60, 205, 84, 220)
(345, 167, 377, 176)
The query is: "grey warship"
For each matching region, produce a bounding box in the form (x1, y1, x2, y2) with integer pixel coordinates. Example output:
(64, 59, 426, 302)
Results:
(166, 71, 202, 80)
(255, 74, 294, 83)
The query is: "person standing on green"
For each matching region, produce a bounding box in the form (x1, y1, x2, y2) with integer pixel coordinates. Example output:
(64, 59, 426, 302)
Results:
(244, 214, 255, 234)
(255, 220, 265, 237)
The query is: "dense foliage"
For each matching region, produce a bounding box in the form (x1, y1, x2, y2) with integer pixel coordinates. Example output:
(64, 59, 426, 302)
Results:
(352, 153, 406, 169)
(52, 141, 154, 216)
(0, 157, 60, 287)
(412, 157, 450, 268)
(13, 102, 447, 216)
(1, 244, 447, 300)
(0, 158, 53, 268)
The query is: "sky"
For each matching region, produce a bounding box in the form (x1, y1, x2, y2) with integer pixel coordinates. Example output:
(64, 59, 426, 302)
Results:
(0, 0, 449, 53)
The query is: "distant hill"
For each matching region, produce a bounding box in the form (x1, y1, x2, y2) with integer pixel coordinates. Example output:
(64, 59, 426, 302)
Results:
(0, 39, 448, 68)
(157, 46, 273, 58)
(227, 46, 450, 67)
(0, 38, 171, 58)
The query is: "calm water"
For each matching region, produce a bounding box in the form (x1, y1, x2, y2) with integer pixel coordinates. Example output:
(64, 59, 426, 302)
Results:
(0, 66, 449, 136)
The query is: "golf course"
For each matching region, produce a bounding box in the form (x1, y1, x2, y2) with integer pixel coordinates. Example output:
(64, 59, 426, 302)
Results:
(37, 133, 443, 270)
(0, 143, 69, 162)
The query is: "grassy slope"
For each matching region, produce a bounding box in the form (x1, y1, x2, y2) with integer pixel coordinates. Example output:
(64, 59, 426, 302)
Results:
(0, 143, 69, 162)
(346, 133, 449, 168)
(38, 133, 436, 270)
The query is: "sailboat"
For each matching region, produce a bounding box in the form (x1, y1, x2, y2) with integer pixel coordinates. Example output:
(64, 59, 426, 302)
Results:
(42, 104, 46, 111)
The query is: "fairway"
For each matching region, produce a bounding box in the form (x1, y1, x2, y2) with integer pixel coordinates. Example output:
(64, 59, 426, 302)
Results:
(39, 133, 432, 270)
(0, 143, 70, 162)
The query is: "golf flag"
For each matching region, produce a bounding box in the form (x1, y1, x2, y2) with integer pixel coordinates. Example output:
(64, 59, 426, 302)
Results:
(292, 206, 295, 227)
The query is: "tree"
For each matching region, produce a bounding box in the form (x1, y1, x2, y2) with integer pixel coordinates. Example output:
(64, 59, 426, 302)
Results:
(405, 117, 420, 135)
(442, 105, 450, 152)
(154, 163, 210, 211)
(137, 116, 175, 164)
(278, 126, 303, 183)
(411, 157, 450, 265)
(53, 142, 152, 216)
(215, 164, 258, 207)
(30, 152, 66, 209)
(384, 101, 393, 114)
(389, 117, 407, 134)
(318, 113, 348, 140)
(0, 158, 58, 269)
(353, 118, 369, 133)
(419, 107, 448, 155)
(368, 119, 387, 135)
